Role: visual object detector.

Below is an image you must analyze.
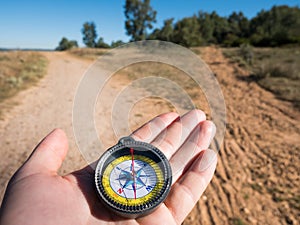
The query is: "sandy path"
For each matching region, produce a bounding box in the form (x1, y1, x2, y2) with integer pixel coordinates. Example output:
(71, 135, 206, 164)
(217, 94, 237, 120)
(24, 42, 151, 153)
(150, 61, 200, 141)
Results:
(0, 52, 91, 196)
(0, 48, 299, 225)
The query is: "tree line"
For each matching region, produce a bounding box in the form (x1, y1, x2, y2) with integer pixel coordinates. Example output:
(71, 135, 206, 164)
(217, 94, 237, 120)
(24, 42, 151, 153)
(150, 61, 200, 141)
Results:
(149, 5, 300, 47)
(56, 22, 125, 51)
(56, 1, 300, 50)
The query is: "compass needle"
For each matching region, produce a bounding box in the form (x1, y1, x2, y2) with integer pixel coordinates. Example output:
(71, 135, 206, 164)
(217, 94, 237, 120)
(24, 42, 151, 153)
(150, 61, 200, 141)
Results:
(95, 136, 172, 218)
(130, 148, 137, 200)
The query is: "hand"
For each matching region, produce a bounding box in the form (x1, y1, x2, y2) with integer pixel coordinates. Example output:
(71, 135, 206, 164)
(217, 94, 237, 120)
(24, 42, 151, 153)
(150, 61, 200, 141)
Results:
(0, 110, 217, 225)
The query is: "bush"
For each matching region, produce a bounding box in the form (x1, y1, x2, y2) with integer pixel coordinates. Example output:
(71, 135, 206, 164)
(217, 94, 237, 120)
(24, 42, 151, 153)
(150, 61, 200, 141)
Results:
(56, 37, 78, 51)
(96, 37, 110, 49)
(111, 40, 126, 48)
(239, 43, 254, 65)
(255, 63, 298, 80)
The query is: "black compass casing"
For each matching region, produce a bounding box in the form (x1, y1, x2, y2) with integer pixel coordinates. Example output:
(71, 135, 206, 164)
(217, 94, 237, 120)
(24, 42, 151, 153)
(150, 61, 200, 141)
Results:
(94, 136, 172, 218)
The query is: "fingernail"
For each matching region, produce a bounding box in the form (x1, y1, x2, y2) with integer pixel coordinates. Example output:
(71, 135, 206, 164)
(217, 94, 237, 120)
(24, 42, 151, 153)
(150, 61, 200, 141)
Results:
(209, 123, 216, 143)
(198, 149, 217, 172)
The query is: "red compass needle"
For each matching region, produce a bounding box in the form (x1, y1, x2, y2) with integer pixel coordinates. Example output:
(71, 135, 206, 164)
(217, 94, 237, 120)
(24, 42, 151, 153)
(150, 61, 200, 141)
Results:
(130, 148, 137, 200)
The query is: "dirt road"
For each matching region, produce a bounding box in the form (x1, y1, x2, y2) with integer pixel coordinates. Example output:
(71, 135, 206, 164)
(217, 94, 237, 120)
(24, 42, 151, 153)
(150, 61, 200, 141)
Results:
(0, 52, 90, 184)
(0, 48, 299, 225)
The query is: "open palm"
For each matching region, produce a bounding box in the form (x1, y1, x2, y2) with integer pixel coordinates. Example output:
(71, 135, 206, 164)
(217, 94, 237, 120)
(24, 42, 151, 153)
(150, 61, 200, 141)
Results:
(0, 110, 217, 225)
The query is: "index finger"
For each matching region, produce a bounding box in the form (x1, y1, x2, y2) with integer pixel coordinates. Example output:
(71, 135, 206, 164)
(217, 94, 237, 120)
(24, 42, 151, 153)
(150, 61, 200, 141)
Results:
(130, 112, 179, 143)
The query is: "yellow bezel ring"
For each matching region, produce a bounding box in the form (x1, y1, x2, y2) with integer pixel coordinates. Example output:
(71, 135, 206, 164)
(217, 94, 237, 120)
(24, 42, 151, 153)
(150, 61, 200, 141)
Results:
(102, 155, 164, 206)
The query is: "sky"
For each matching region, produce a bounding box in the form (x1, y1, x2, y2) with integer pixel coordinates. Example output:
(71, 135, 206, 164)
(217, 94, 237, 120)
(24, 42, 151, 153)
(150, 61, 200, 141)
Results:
(0, 0, 299, 49)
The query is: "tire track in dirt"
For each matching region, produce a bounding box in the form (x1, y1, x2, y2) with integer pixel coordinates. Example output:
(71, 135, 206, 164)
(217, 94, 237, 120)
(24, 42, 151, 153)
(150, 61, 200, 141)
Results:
(184, 47, 299, 225)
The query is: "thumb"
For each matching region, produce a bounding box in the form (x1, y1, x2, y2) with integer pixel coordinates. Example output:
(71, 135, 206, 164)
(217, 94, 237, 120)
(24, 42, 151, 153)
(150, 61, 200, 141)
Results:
(21, 129, 69, 175)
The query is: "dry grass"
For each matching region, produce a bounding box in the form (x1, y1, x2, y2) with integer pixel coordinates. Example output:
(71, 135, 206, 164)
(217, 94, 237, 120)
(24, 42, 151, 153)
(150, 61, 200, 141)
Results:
(0, 51, 47, 110)
(223, 47, 300, 109)
(68, 48, 108, 60)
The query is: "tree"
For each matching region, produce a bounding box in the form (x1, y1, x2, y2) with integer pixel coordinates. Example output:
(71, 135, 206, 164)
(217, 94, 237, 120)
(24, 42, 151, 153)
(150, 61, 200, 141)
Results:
(173, 16, 203, 47)
(198, 11, 214, 44)
(250, 6, 300, 46)
(82, 22, 97, 48)
(55, 37, 78, 51)
(224, 11, 250, 46)
(96, 37, 110, 48)
(111, 40, 126, 48)
(210, 11, 231, 44)
(124, 0, 157, 41)
(155, 18, 174, 41)
(228, 12, 249, 37)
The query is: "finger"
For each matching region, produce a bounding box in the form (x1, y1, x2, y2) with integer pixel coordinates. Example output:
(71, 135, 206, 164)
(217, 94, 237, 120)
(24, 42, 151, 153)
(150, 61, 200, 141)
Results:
(131, 112, 179, 142)
(137, 203, 177, 225)
(83, 113, 179, 172)
(86, 112, 178, 173)
(22, 129, 68, 175)
(151, 109, 206, 159)
(170, 120, 216, 182)
(165, 149, 217, 224)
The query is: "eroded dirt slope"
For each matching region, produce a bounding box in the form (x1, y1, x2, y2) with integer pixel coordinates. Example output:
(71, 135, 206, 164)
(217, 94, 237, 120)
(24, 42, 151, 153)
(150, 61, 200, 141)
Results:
(184, 47, 299, 225)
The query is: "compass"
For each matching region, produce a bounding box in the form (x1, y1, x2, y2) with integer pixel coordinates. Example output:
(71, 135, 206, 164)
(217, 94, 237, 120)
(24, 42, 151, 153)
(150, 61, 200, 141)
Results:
(95, 136, 172, 218)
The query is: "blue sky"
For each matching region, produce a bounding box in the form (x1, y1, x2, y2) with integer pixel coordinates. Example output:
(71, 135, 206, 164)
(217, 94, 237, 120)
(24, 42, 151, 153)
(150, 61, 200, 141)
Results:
(0, 0, 299, 49)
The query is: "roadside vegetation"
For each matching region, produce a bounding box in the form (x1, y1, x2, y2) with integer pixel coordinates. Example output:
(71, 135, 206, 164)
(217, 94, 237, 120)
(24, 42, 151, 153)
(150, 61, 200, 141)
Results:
(68, 48, 108, 60)
(223, 46, 300, 109)
(0, 51, 47, 104)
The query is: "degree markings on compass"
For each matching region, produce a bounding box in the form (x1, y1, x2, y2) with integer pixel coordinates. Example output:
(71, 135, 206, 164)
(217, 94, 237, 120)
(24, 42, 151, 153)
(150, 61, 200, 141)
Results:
(112, 163, 128, 200)
(107, 154, 162, 203)
(136, 163, 152, 180)
(115, 167, 129, 200)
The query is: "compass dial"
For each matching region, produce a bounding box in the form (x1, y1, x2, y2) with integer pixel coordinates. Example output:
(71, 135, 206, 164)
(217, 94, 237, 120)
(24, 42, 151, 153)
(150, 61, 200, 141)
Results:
(95, 137, 172, 218)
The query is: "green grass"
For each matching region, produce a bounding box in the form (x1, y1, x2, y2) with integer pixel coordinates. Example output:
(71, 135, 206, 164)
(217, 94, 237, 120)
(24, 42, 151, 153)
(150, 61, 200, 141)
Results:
(250, 183, 263, 193)
(223, 47, 300, 109)
(230, 217, 247, 225)
(243, 193, 250, 200)
(0, 51, 48, 104)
